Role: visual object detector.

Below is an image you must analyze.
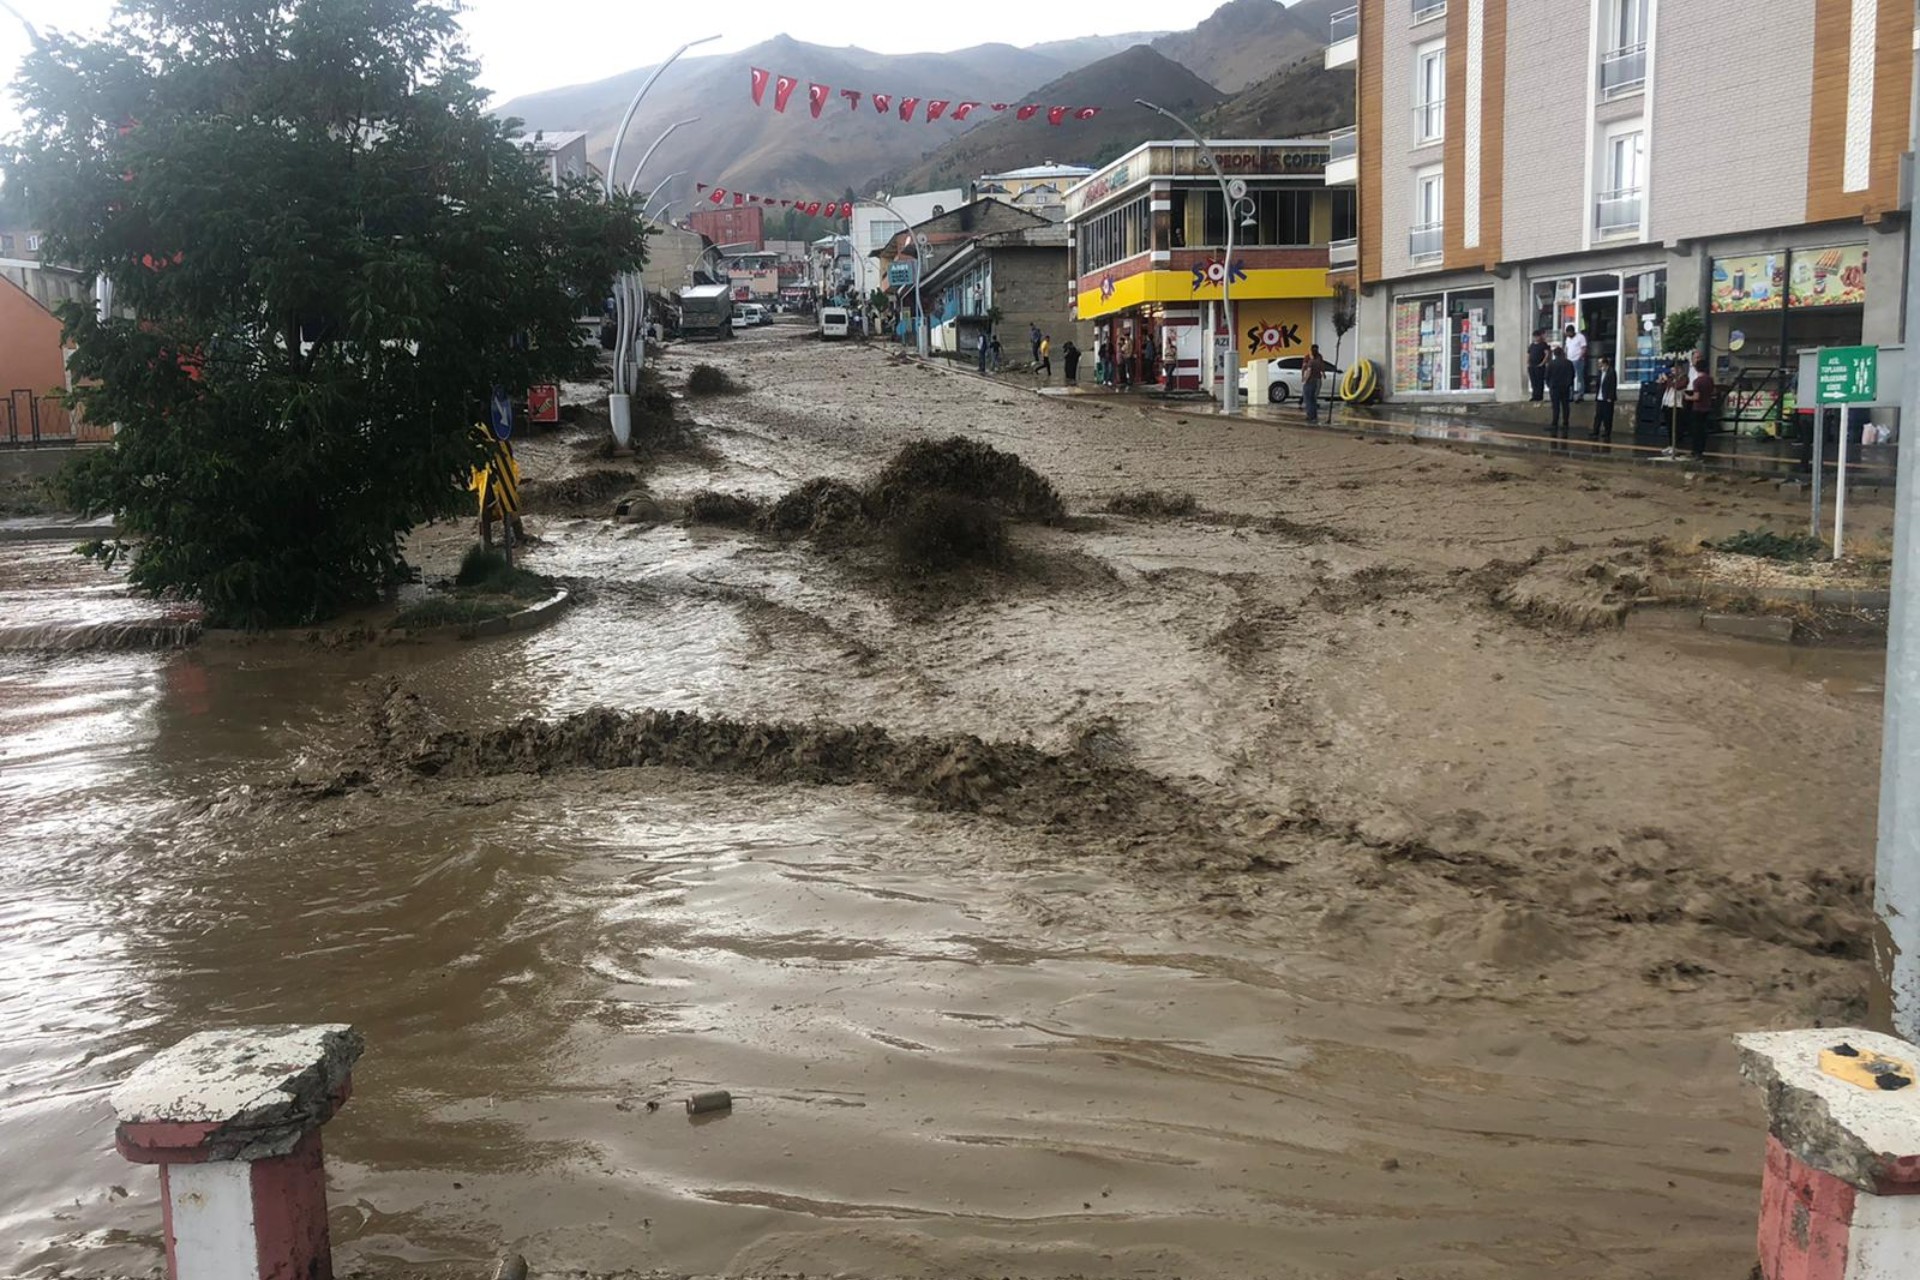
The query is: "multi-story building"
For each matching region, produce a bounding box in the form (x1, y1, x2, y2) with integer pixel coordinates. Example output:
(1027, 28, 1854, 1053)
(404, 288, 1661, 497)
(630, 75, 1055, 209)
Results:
(1063, 139, 1352, 391)
(850, 189, 964, 299)
(1332, 0, 1915, 418)
(689, 205, 765, 254)
(974, 163, 1096, 220)
(516, 130, 590, 190)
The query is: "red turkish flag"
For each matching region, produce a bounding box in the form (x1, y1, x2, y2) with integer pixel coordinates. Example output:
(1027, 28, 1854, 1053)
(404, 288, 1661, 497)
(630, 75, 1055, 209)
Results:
(708, 187, 726, 204)
(872, 93, 892, 114)
(773, 75, 799, 112)
(952, 101, 982, 121)
(990, 102, 1009, 112)
(734, 191, 746, 206)
(841, 89, 864, 111)
(897, 97, 920, 120)
(804, 201, 822, 216)
(1016, 104, 1040, 121)
(1047, 106, 1067, 125)
(808, 83, 830, 117)
(822, 201, 838, 218)
(926, 99, 950, 121)
(1075, 107, 1100, 120)
(749, 67, 772, 105)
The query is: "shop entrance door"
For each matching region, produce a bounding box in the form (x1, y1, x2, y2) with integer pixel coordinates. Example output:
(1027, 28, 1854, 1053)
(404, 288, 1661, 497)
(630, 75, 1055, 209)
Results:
(1580, 291, 1619, 397)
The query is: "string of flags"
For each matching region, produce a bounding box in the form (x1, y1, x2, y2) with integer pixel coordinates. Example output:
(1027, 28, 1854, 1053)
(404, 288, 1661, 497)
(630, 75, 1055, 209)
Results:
(749, 67, 1102, 125)
(695, 183, 855, 217)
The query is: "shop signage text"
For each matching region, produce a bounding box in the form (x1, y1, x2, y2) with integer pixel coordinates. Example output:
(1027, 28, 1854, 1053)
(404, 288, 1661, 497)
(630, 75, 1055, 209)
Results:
(1191, 258, 1249, 292)
(1816, 346, 1877, 404)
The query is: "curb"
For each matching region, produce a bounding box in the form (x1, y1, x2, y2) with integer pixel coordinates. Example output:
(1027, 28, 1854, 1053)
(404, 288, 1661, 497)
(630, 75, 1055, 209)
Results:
(0, 519, 117, 543)
(394, 587, 571, 641)
(1648, 573, 1890, 610)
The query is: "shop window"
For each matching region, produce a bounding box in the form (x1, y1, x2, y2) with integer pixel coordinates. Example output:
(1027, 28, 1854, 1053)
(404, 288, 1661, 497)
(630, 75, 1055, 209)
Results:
(1448, 289, 1495, 391)
(1394, 295, 1445, 392)
(1394, 288, 1493, 393)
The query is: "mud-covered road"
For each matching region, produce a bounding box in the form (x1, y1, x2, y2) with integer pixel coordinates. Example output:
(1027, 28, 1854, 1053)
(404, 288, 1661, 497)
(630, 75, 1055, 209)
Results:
(0, 323, 1893, 1279)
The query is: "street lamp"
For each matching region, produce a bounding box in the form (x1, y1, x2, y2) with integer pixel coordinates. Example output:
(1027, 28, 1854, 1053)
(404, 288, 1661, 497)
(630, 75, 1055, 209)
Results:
(866, 193, 928, 357)
(602, 35, 717, 444)
(623, 122, 697, 197)
(1136, 98, 1256, 414)
(640, 171, 684, 214)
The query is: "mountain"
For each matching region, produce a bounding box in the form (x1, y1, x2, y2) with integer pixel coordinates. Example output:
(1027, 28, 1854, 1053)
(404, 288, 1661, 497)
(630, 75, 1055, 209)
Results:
(494, 33, 1162, 213)
(1152, 0, 1342, 92)
(887, 45, 1226, 192)
(1200, 52, 1355, 137)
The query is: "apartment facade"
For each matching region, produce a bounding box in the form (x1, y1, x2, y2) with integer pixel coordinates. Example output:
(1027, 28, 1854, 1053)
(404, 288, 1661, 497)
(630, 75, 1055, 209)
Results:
(1332, 0, 1915, 410)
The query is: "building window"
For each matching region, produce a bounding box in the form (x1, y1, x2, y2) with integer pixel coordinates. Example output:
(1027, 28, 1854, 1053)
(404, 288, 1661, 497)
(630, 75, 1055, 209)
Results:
(1600, 0, 1648, 97)
(0, 233, 11, 255)
(1413, 41, 1445, 144)
(25, 234, 40, 252)
(1170, 187, 1320, 248)
(1411, 165, 1443, 261)
(1075, 196, 1151, 274)
(1596, 128, 1644, 236)
(1413, 0, 1446, 23)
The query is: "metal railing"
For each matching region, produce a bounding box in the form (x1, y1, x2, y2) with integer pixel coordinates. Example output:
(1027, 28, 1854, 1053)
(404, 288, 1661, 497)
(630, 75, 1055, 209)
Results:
(1599, 42, 1647, 98)
(1595, 187, 1643, 234)
(1412, 99, 1445, 144)
(1413, 0, 1446, 22)
(1329, 5, 1358, 42)
(1330, 237, 1359, 267)
(1409, 223, 1444, 260)
(1328, 126, 1357, 163)
(2, 390, 108, 448)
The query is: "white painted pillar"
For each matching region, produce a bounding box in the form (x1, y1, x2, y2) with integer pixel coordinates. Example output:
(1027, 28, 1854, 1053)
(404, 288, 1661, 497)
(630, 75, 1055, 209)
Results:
(112, 1025, 364, 1280)
(1737, 1027, 1920, 1279)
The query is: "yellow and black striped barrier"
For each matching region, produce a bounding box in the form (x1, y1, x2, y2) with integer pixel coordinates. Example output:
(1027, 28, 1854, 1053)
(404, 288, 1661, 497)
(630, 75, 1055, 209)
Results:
(470, 427, 521, 518)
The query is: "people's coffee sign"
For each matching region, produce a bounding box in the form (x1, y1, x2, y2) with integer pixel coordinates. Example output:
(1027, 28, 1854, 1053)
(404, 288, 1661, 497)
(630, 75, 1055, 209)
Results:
(1176, 146, 1328, 177)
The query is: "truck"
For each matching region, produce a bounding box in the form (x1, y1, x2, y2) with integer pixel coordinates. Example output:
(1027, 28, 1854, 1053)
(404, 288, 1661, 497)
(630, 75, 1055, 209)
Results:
(677, 283, 734, 340)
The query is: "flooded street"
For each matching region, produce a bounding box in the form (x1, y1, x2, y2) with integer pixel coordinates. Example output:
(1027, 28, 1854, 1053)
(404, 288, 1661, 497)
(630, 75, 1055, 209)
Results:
(0, 327, 1897, 1279)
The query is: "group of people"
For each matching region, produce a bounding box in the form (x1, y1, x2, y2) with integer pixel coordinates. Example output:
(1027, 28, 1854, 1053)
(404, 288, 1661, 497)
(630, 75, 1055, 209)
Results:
(1526, 323, 1714, 458)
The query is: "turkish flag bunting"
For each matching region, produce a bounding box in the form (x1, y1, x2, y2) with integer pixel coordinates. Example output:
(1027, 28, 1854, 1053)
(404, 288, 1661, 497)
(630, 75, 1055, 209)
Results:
(749, 67, 771, 106)
(841, 89, 863, 111)
(952, 101, 981, 120)
(780, 199, 792, 207)
(773, 75, 798, 112)
(926, 100, 950, 121)
(822, 202, 838, 218)
(1047, 106, 1067, 125)
(872, 93, 891, 114)
(1076, 107, 1100, 119)
(746, 74, 1099, 124)
(804, 201, 821, 216)
(734, 192, 746, 206)
(695, 182, 708, 192)
(898, 97, 920, 120)
(708, 187, 726, 204)
(990, 103, 1009, 112)
(1016, 104, 1040, 120)
(808, 83, 829, 117)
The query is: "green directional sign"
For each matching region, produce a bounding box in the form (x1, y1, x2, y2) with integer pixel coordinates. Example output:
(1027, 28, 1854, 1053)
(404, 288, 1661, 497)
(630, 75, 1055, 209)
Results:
(1817, 345, 1878, 404)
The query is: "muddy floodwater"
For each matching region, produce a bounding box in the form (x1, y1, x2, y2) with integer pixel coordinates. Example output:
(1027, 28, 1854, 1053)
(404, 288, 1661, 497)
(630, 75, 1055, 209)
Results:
(0, 328, 1897, 1279)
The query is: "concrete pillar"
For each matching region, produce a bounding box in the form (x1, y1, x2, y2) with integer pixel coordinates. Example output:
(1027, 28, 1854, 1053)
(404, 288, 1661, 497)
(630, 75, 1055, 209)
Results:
(111, 1024, 365, 1280)
(1738, 1027, 1920, 1280)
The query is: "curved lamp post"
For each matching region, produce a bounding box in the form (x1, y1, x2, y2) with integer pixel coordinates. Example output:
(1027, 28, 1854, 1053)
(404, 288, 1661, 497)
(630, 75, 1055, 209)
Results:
(624, 123, 696, 197)
(639, 170, 685, 214)
(866, 194, 928, 357)
(603, 35, 717, 444)
(1137, 98, 1257, 414)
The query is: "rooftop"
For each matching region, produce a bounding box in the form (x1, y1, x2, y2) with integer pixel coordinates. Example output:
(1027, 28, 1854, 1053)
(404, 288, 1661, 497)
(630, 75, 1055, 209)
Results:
(517, 130, 588, 153)
(982, 162, 1096, 182)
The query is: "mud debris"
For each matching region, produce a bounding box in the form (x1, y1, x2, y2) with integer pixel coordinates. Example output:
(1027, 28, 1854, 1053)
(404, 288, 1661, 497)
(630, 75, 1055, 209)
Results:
(1103, 489, 1199, 518)
(867, 435, 1064, 523)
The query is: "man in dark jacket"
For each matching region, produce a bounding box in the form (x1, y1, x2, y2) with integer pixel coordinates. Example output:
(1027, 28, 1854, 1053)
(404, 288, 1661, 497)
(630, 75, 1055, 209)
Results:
(1527, 330, 1549, 402)
(1546, 345, 1576, 447)
(1590, 353, 1619, 446)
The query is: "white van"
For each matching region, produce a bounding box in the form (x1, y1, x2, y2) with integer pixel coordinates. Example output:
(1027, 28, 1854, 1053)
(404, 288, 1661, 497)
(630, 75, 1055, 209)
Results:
(732, 303, 765, 330)
(818, 307, 851, 340)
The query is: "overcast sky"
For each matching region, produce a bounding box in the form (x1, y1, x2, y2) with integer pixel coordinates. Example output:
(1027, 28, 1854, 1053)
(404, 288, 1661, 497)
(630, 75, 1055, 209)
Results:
(1, 0, 1235, 135)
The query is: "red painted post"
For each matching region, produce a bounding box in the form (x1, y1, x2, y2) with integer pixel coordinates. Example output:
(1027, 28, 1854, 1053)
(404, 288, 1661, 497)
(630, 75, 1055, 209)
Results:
(110, 1025, 364, 1280)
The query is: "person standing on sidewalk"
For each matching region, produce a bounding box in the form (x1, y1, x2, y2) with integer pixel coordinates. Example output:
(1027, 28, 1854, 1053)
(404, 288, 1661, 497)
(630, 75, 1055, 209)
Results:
(1527, 330, 1549, 402)
(1302, 344, 1327, 425)
(1062, 340, 1081, 385)
(976, 330, 989, 374)
(1142, 332, 1159, 394)
(1686, 356, 1716, 461)
(1029, 322, 1042, 366)
(1590, 353, 1618, 446)
(1564, 325, 1588, 402)
(1037, 334, 1052, 381)
(1546, 344, 1576, 448)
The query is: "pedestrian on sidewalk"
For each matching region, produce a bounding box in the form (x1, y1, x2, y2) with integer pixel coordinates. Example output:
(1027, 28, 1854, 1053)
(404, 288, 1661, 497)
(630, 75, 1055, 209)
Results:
(1303, 344, 1328, 424)
(1142, 332, 1159, 394)
(1659, 358, 1687, 454)
(1546, 344, 1575, 448)
(976, 330, 989, 374)
(990, 334, 1003, 372)
(1565, 324, 1588, 402)
(1686, 356, 1716, 461)
(1590, 353, 1617, 446)
(1062, 339, 1081, 384)
(1527, 330, 1548, 402)
(1029, 322, 1042, 365)
(1036, 335, 1053, 380)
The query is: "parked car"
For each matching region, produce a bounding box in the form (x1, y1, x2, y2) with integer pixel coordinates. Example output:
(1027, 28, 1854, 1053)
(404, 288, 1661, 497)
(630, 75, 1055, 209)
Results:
(1238, 355, 1341, 404)
(732, 303, 766, 330)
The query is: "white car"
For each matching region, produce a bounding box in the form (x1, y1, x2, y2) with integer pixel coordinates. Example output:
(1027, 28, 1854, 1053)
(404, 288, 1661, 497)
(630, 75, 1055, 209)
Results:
(1239, 355, 1339, 404)
(731, 303, 765, 330)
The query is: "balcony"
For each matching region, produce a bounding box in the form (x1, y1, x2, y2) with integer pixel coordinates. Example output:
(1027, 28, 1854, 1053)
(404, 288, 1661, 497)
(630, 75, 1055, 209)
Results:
(1412, 100, 1444, 147)
(1412, 0, 1446, 23)
(1326, 5, 1357, 68)
(1329, 237, 1358, 268)
(1595, 188, 1643, 236)
(1326, 126, 1357, 185)
(1599, 43, 1647, 99)
(1409, 222, 1444, 262)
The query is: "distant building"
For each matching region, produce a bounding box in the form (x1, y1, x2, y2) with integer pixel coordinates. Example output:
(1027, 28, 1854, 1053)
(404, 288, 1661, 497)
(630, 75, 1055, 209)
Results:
(517, 130, 590, 189)
(689, 205, 765, 253)
(0, 234, 84, 444)
(918, 221, 1085, 360)
(870, 198, 1063, 346)
(975, 162, 1095, 220)
(850, 189, 963, 299)
(1063, 138, 1350, 392)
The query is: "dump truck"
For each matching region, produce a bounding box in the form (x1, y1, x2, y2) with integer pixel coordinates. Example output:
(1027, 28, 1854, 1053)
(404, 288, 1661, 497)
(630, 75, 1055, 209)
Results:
(677, 283, 734, 341)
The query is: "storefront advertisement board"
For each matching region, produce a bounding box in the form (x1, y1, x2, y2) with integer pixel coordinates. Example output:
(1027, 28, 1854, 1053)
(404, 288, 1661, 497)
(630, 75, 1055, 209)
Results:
(1789, 244, 1868, 309)
(1710, 253, 1785, 312)
(1238, 300, 1314, 363)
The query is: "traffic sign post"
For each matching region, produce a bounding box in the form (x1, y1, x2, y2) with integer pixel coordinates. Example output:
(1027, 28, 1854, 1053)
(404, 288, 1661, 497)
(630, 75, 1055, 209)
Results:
(1814, 347, 1878, 559)
(528, 384, 559, 425)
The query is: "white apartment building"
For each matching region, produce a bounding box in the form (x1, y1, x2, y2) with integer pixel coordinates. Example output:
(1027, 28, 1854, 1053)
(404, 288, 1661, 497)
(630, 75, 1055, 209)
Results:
(1329, 0, 1914, 425)
(849, 189, 964, 299)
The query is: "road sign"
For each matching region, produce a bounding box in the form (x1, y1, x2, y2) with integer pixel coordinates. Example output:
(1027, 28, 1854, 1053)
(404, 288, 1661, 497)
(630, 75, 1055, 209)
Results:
(888, 262, 913, 287)
(488, 385, 514, 440)
(528, 384, 559, 424)
(1817, 345, 1878, 404)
